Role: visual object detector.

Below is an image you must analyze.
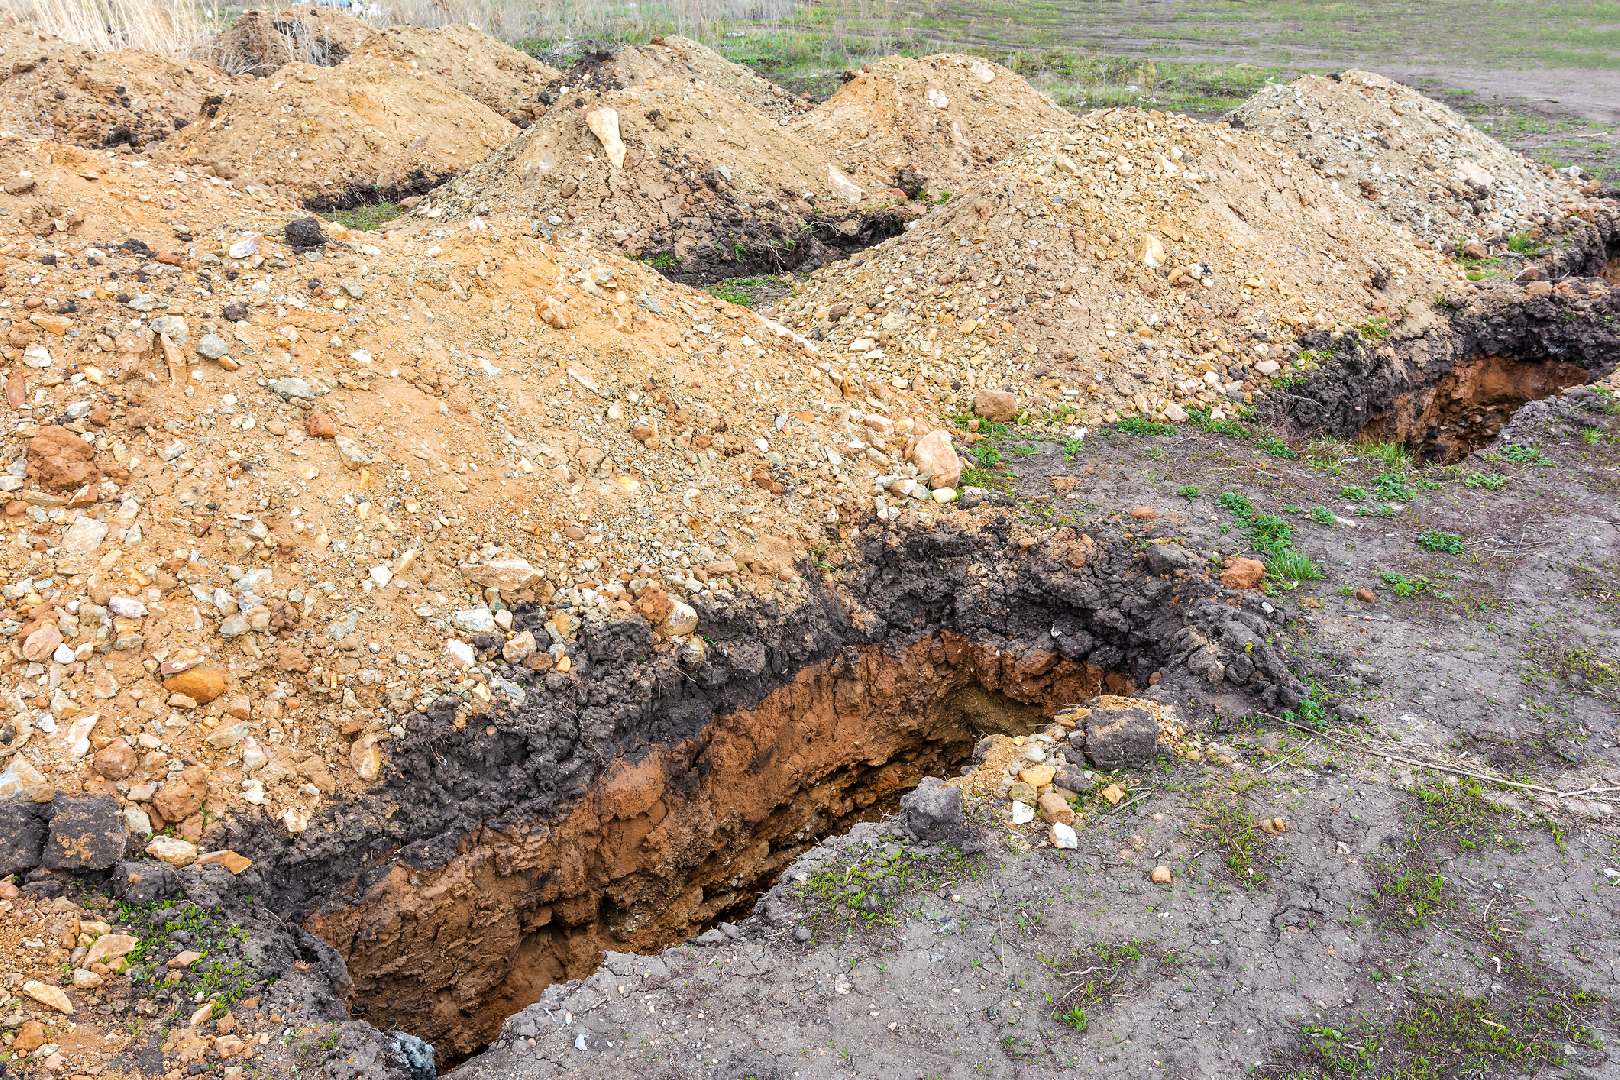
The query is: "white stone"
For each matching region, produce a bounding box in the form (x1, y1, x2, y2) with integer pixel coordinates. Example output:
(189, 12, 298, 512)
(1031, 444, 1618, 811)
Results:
(452, 607, 496, 634)
(282, 807, 310, 834)
(445, 639, 476, 667)
(828, 165, 863, 204)
(585, 106, 626, 168)
(61, 516, 108, 554)
(1254, 360, 1281, 377)
(123, 805, 152, 838)
(145, 835, 198, 866)
(240, 737, 268, 773)
(1010, 801, 1035, 824)
(926, 88, 949, 108)
(1050, 822, 1079, 849)
(666, 601, 698, 636)
(368, 565, 393, 587)
(242, 778, 265, 804)
(108, 595, 147, 618)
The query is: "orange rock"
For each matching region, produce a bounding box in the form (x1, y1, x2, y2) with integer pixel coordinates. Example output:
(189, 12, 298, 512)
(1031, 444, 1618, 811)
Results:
(1099, 783, 1125, 806)
(26, 424, 101, 492)
(1355, 589, 1377, 603)
(307, 412, 337, 438)
(13, 1020, 46, 1052)
(1129, 506, 1159, 520)
(164, 667, 226, 704)
(1220, 558, 1266, 590)
(1151, 865, 1173, 884)
(197, 849, 253, 874)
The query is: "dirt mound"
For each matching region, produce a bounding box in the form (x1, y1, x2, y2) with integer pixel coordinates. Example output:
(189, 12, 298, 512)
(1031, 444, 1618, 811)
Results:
(1227, 69, 1597, 248)
(0, 24, 229, 150)
(198, 5, 381, 77)
(370, 24, 560, 118)
(419, 50, 910, 281)
(640, 34, 812, 122)
(789, 53, 1075, 198)
(0, 131, 952, 891)
(775, 105, 1466, 425)
(166, 54, 515, 205)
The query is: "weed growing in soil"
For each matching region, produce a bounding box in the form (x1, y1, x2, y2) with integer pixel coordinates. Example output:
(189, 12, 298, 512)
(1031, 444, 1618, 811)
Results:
(1042, 941, 1172, 1032)
(797, 844, 984, 941)
(1416, 530, 1465, 554)
(109, 897, 269, 1019)
(1214, 491, 1321, 582)
(1189, 788, 1279, 890)
(1112, 417, 1175, 437)
(330, 201, 405, 231)
(1464, 471, 1507, 490)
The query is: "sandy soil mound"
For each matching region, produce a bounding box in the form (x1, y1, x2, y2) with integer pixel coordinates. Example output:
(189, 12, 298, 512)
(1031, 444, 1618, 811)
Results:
(370, 23, 559, 118)
(776, 105, 1468, 425)
(166, 54, 515, 206)
(790, 54, 1076, 198)
(421, 46, 910, 281)
(641, 34, 812, 122)
(0, 24, 231, 150)
(1228, 69, 1598, 248)
(198, 4, 382, 77)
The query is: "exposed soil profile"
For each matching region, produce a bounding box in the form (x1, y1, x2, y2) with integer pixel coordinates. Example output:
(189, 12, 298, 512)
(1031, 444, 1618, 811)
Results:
(214, 519, 1302, 1063)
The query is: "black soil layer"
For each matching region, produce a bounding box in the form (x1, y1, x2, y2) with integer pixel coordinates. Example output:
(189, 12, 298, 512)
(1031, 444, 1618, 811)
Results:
(1264, 240, 1620, 459)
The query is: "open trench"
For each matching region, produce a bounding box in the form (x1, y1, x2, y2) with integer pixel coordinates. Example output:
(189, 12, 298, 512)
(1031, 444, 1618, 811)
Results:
(1265, 211, 1620, 459)
(220, 519, 1305, 1068)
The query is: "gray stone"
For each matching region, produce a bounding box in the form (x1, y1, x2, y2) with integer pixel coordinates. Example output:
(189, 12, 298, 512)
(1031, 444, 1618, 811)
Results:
(270, 377, 315, 399)
(125, 294, 156, 311)
(1084, 707, 1161, 769)
(41, 794, 126, 871)
(333, 435, 372, 470)
(1145, 543, 1195, 576)
(899, 775, 966, 844)
(196, 334, 230, 359)
(148, 315, 187, 345)
(1054, 764, 1094, 792)
(218, 614, 249, 637)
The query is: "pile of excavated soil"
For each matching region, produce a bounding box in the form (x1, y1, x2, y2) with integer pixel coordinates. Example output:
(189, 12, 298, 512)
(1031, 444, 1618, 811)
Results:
(166, 55, 516, 205)
(1228, 69, 1600, 248)
(370, 23, 559, 118)
(0, 130, 965, 879)
(0, 24, 233, 151)
(421, 41, 911, 281)
(789, 53, 1077, 198)
(776, 105, 1467, 425)
(639, 34, 813, 122)
(197, 4, 382, 77)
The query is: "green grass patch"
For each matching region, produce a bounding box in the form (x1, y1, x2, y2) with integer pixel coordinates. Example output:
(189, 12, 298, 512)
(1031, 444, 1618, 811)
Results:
(796, 844, 983, 941)
(1417, 530, 1464, 554)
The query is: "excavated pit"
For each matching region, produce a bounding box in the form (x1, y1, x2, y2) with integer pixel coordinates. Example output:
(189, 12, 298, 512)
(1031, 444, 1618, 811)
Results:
(219, 518, 1309, 1065)
(1266, 216, 1620, 460)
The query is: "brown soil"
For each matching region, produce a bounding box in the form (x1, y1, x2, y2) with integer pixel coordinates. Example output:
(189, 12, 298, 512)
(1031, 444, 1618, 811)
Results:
(790, 53, 1076, 197)
(1228, 69, 1590, 248)
(166, 54, 516, 203)
(306, 632, 1113, 1059)
(369, 23, 560, 118)
(1360, 351, 1591, 457)
(0, 24, 232, 151)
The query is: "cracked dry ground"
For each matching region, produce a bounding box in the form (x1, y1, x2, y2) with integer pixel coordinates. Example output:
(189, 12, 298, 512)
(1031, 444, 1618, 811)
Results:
(457, 392, 1620, 1080)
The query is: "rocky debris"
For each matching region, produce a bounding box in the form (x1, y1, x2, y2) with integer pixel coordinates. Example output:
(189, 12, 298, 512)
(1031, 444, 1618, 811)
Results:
(1151, 864, 1173, 883)
(789, 54, 1075, 198)
(22, 978, 73, 1014)
(420, 39, 913, 280)
(1228, 69, 1596, 248)
(777, 104, 1466, 427)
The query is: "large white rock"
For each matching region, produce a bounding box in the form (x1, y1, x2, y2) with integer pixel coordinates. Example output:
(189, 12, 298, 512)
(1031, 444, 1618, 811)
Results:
(586, 107, 626, 168)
